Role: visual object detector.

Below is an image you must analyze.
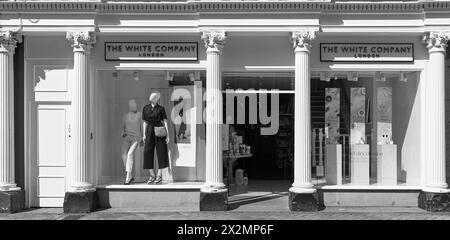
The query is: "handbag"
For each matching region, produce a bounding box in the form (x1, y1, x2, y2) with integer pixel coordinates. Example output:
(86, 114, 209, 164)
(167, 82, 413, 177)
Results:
(154, 124, 167, 137)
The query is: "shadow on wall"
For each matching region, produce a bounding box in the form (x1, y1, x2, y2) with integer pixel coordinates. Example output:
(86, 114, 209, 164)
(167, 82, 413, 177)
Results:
(392, 72, 420, 184)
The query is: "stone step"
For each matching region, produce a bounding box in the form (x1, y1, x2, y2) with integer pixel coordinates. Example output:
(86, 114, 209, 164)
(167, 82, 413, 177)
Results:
(319, 189, 420, 207)
(96, 182, 203, 211)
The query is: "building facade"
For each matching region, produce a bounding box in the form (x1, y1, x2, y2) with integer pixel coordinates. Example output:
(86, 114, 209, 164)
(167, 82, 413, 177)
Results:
(1, 0, 450, 213)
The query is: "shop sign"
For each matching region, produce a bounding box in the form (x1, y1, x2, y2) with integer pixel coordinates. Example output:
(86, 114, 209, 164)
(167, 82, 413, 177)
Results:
(105, 42, 198, 61)
(320, 43, 414, 62)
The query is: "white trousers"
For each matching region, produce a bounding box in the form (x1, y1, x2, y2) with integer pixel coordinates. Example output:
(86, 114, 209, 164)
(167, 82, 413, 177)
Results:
(121, 135, 140, 173)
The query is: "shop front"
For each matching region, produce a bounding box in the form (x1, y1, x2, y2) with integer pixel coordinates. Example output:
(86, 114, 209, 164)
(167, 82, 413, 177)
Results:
(1, 1, 450, 213)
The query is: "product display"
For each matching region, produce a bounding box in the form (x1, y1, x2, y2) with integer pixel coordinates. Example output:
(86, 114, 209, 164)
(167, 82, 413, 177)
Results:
(325, 144, 342, 185)
(377, 144, 397, 185)
(350, 144, 370, 185)
(350, 88, 366, 144)
(325, 88, 340, 144)
(377, 87, 393, 144)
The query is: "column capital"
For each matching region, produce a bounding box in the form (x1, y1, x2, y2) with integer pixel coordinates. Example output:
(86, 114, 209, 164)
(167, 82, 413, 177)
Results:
(201, 31, 226, 53)
(423, 31, 450, 53)
(291, 31, 316, 53)
(66, 31, 96, 53)
(0, 30, 22, 54)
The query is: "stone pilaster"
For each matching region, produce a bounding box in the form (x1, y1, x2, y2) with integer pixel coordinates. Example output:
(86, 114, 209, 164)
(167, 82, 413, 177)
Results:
(289, 31, 321, 211)
(64, 31, 97, 213)
(0, 30, 24, 213)
(418, 32, 450, 212)
(200, 31, 227, 211)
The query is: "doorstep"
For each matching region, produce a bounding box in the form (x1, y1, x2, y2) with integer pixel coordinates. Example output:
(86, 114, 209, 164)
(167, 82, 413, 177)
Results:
(96, 182, 204, 211)
(315, 185, 421, 207)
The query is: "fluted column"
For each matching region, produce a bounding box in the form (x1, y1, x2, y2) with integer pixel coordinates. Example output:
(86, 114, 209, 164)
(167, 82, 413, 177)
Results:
(66, 31, 96, 192)
(423, 32, 450, 193)
(290, 31, 316, 193)
(201, 31, 226, 192)
(0, 31, 21, 191)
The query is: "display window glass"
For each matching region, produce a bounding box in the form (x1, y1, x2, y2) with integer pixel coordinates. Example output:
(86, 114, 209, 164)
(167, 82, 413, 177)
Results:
(95, 70, 206, 185)
(222, 73, 295, 182)
(311, 71, 421, 186)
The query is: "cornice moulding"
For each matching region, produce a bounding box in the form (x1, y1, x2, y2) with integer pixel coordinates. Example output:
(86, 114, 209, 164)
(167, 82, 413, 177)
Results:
(1, 2, 450, 14)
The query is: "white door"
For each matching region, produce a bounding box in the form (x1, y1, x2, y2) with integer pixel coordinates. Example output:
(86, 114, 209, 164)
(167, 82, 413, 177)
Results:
(33, 104, 72, 207)
(27, 62, 73, 207)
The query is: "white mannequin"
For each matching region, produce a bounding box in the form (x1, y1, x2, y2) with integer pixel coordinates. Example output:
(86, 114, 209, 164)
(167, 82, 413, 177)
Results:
(121, 99, 143, 184)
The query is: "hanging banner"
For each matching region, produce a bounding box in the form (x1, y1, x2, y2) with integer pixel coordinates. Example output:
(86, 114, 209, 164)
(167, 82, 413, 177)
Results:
(325, 88, 340, 144)
(320, 43, 414, 62)
(350, 88, 366, 145)
(105, 42, 198, 61)
(377, 87, 393, 145)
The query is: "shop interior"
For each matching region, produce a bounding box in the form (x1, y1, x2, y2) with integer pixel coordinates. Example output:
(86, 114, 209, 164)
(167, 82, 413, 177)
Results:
(224, 71, 422, 199)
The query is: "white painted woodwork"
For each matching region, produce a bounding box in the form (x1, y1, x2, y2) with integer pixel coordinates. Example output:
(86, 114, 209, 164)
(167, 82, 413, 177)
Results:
(201, 31, 226, 192)
(290, 31, 316, 193)
(423, 32, 450, 192)
(66, 31, 96, 191)
(0, 31, 20, 191)
(27, 61, 74, 207)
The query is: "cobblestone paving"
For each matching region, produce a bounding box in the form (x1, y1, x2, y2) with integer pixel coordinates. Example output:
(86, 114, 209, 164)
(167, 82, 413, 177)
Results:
(1, 207, 450, 220)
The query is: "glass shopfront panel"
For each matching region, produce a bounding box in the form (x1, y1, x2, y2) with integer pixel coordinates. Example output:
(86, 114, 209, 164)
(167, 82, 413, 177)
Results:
(312, 71, 421, 186)
(222, 73, 295, 182)
(96, 70, 206, 185)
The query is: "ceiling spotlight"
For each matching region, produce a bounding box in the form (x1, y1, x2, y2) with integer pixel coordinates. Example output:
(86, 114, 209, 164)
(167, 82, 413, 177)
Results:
(166, 71, 174, 81)
(400, 72, 408, 82)
(133, 71, 140, 81)
(348, 72, 358, 81)
(325, 72, 331, 82)
(320, 72, 326, 81)
(374, 71, 381, 81)
(189, 72, 200, 82)
(112, 71, 119, 80)
(376, 72, 386, 82)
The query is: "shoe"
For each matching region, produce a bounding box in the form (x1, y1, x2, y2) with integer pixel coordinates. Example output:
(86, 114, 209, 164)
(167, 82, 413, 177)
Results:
(124, 177, 134, 185)
(154, 176, 163, 184)
(147, 176, 156, 184)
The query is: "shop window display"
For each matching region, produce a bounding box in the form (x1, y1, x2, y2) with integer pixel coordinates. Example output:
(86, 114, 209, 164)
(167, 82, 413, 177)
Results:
(313, 72, 421, 186)
(96, 70, 206, 185)
(222, 74, 294, 182)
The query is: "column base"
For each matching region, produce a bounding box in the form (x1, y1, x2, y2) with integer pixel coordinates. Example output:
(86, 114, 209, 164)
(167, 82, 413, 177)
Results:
(0, 190, 25, 213)
(200, 190, 228, 211)
(63, 190, 98, 213)
(418, 190, 450, 212)
(289, 190, 323, 212)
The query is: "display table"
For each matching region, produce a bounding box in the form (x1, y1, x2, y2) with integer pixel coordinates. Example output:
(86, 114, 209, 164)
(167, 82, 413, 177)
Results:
(326, 144, 342, 185)
(350, 144, 370, 185)
(377, 144, 397, 185)
(223, 154, 252, 188)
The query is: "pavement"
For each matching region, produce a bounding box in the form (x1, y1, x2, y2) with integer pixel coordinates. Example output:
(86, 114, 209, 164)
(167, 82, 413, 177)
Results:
(1, 206, 450, 220)
(2, 181, 449, 220)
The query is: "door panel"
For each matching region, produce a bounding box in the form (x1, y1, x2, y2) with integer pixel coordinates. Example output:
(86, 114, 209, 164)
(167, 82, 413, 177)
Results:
(33, 105, 71, 207)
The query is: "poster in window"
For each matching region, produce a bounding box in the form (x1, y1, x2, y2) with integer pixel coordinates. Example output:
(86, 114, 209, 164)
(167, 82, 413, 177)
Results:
(350, 88, 366, 144)
(325, 88, 340, 144)
(377, 87, 393, 144)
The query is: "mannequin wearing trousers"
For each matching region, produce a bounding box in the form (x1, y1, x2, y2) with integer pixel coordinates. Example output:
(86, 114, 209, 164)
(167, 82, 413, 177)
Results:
(143, 91, 170, 184)
(121, 99, 143, 184)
